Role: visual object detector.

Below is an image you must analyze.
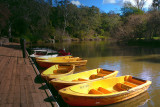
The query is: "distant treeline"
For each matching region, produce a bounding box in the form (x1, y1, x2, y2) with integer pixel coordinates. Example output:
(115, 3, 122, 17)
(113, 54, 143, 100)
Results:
(0, 0, 160, 43)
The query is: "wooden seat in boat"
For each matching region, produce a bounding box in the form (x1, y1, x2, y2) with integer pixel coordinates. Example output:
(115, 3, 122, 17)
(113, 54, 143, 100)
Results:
(88, 87, 112, 94)
(72, 78, 88, 81)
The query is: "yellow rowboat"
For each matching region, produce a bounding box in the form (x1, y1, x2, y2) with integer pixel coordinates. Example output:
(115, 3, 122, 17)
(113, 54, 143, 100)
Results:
(50, 68, 118, 90)
(36, 57, 87, 68)
(35, 55, 73, 60)
(41, 64, 75, 81)
(59, 75, 151, 106)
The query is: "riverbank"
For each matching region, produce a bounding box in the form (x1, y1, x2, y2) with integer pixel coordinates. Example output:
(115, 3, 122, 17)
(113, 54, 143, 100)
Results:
(127, 39, 160, 47)
(3, 37, 160, 48)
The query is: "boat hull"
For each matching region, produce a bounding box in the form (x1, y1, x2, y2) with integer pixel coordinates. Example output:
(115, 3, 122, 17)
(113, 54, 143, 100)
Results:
(36, 55, 72, 60)
(36, 57, 87, 68)
(60, 86, 150, 106)
(35, 54, 58, 60)
(59, 75, 151, 106)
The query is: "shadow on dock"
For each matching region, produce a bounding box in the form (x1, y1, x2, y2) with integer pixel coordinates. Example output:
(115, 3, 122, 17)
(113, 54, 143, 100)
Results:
(34, 74, 45, 84)
(39, 84, 49, 90)
(2, 43, 21, 50)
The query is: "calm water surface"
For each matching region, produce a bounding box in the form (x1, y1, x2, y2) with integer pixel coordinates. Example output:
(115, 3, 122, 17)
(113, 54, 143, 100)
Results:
(53, 41, 160, 107)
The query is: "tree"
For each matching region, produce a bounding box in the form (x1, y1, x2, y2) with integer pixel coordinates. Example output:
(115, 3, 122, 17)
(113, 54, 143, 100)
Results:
(99, 12, 121, 38)
(146, 12, 160, 39)
(1, 0, 52, 42)
(57, 0, 70, 36)
(0, 3, 10, 37)
(152, 0, 160, 11)
(134, 0, 147, 9)
(121, 2, 144, 16)
(113, 14, 148, 41)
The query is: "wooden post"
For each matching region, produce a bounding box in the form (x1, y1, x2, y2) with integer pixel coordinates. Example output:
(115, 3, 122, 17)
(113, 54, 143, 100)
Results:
(20, 38, 26, 58)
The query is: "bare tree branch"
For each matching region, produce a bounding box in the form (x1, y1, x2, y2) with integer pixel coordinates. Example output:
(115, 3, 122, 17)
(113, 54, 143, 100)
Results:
(134, 0, 147, 9)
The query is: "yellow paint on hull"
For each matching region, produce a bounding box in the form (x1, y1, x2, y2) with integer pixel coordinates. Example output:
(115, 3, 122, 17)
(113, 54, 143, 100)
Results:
(59, 75, 151, 106)
(36, 56, 87, 68)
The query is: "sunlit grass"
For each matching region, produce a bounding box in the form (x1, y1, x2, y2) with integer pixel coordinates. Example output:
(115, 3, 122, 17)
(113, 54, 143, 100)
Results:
(153, 37, 160, 40)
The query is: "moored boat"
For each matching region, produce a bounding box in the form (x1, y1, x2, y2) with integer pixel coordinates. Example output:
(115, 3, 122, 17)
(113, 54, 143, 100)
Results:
(30, 49, 48, 58)
(41, 64, 75, 81)
(30, 49, 57, 58)
(59, 75, 151, 106)
(50, 68, 118, 90)
(58, 49, 71, 56)
(36, 57, 87, 68)
(36, 54, 58, 60)
(35, 55, 72, 60)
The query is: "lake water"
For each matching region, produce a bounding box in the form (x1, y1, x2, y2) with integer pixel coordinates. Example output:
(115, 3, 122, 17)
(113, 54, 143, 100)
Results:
(52, 41, 160, 107)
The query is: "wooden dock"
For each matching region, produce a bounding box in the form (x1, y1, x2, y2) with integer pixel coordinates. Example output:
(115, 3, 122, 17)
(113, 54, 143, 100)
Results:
(0, 43, 59, 107)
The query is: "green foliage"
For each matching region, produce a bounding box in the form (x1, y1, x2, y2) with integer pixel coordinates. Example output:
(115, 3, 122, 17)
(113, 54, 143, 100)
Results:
(1, 0, 52, 41)
(146, 11, 160, 39)
(1, 0, 160, 43)
(0, 3, 10, 35)
(121, 2, 144, 16)
(152, 0, 160, 11)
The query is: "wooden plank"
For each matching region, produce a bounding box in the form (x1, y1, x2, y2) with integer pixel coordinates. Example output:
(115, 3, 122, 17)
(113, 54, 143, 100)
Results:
(20, 85, 27, 104)
(14, 85, 20, 94)
(33, 103, 41, 107)
(0, 57, 10, 81)
(46, 102, 54, 107)
(0, 56, 4, 65)
(13, 86, 21, 104)
(2, 81, 10, 94)
(20, 103, 28, 107)
(40, 102, 48, 107)
(17, 57, 25, 65)
(24, 85, 34, 104)
(13, 103, 20, 107)
(0, 43, 57, 107)
(27, 103, 34, 107)
(5, 104, 13, 107)
(0, 94, 8, 104)
(7, 93, 14, 104)
(15, 66, 20, 85)
(32, 93, 41, 103)
(0, 104, 7, 107)
(1, 57, 15, 93)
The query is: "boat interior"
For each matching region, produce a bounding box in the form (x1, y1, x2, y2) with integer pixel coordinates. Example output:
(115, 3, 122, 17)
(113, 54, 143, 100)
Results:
(59, 68, 114, 82)
(43, 65, 73, 75)
(69, 76, 147, 94)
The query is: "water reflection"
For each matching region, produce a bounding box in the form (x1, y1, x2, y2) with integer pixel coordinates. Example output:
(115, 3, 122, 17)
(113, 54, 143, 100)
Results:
(134, 55, 160, 63)
(139, 67, 152, 81)
(54, 41, 160, 58)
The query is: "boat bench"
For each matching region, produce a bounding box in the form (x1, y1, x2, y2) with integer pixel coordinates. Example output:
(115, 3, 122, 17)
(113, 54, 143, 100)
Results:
(124, 81, 138, 87)
(72, 73, 107, 81)
(89, 73, 106, 80)
(88, 87, 112, 94)
(72, 78, 88, 81)
(53, 69, 68, 74)
(116, 81, 138, 91)
(88, 81, 139, 94)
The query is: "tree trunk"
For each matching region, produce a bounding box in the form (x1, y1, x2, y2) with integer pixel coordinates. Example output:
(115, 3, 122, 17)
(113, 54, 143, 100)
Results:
(63, 15, 67, 35)
(8, 23, 12, 38)
(8, 23, 12, 42)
